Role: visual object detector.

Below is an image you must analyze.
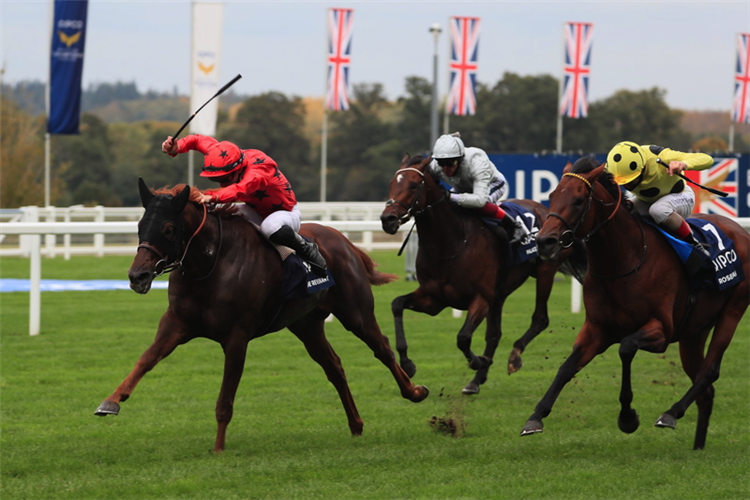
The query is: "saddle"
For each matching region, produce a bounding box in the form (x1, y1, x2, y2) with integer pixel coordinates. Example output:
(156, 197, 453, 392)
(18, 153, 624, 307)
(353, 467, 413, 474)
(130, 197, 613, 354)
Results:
(238, 214, 335, 300)
(480, 202, 539, 266)
(648, 218, 745, 291)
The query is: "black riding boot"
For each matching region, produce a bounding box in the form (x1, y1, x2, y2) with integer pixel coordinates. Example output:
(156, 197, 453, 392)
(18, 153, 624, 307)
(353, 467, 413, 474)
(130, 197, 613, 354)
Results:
(683, 230, 711, 258)
(269, 226, 328, 277)
(500, 215, 526, 245)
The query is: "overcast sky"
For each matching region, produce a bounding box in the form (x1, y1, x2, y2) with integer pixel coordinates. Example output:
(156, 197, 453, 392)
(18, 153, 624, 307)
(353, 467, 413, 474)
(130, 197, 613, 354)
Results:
(1, 1, 749, 111)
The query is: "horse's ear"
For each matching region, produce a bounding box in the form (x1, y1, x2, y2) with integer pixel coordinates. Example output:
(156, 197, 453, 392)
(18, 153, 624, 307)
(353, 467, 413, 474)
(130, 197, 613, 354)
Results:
(401, 153, 411, 166)
(591, 164, 607, 178)
(172, 185, 191, 212)
(138, 177, 154, 208)
(418, 155, 432, 169)
(563, 162, 574, 174)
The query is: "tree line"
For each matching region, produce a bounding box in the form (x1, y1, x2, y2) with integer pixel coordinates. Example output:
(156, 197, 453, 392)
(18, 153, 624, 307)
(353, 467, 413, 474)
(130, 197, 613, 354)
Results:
(0, 73, 741, 208)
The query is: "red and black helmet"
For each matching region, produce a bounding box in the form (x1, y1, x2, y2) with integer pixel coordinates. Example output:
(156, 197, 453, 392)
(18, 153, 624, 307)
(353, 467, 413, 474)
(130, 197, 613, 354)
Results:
(200, 141, 245, 178)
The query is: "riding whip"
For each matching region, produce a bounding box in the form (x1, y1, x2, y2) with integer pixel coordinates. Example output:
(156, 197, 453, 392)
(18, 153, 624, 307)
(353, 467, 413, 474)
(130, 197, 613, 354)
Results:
(172, 74, 242, 140)
(656, 158, 729, 197)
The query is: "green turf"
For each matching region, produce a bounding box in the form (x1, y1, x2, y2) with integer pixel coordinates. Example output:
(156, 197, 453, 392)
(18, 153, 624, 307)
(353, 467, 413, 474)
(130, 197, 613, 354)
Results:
(1, 253, 748, 499)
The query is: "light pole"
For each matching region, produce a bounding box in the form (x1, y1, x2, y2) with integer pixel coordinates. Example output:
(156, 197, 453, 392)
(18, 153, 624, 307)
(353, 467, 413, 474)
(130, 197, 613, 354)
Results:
(429, 23, 442, 148)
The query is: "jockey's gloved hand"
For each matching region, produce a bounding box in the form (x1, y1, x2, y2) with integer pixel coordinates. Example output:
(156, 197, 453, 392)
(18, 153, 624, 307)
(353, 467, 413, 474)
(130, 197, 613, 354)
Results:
(448, 193, 460, 204)
(509, 218, 527, 245)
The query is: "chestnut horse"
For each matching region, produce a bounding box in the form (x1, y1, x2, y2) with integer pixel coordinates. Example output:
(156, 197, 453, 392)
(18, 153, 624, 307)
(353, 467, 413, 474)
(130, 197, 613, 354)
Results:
(95, 179, 428, 452)
(522, 157, 749, 449)
(380, 154, 587, 394)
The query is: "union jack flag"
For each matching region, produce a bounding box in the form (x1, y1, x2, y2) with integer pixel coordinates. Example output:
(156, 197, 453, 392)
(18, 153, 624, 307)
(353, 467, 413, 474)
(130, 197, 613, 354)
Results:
(446, 16, 480, 116)
(732, 33, 750, 123)
(685, 158, 738, 217)
(325, 8, 353, 111)
(559, 22, 593, 118)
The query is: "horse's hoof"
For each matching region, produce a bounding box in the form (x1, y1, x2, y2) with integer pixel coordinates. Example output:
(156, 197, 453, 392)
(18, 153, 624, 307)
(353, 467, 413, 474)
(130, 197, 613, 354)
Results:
(520, 419, 543, 436)
(462, 381, 480, 395)
(654, 413, 676, 429)
(508, 349, 524, 374)
(401, 360, 417, 379)
(617, 409, 640, 434)
(94, 400, 120, 416)
(411, 385, 430, 403)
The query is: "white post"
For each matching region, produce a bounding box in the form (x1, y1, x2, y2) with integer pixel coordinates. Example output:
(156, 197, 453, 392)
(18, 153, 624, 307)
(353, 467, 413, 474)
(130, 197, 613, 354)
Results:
(29, 233, 41, 336)
(94, 205, 104, 257)
(571, 279, 582, 313)
(44, 206, 56, 258)
(63, 207, 72, 260)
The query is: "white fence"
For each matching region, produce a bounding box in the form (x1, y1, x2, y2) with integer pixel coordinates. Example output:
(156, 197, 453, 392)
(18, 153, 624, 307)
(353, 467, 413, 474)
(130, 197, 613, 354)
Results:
(2, 205, 749, 336)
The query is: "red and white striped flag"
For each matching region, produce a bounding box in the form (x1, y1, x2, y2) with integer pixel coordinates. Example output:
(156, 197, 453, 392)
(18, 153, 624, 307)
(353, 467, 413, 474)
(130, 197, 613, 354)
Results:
(446, 16, 480, 116)
(732, 33, 750, 123)
(559, 22, 593, 118)
(325, 8, 353, 111)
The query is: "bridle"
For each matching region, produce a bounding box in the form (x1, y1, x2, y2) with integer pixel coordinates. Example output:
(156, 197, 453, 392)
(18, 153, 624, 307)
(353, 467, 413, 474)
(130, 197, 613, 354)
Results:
(384, 167, 429, 224)
(548, 172, 647, 279)
(385, 166, 468, 261)
(137, 203, 222, 281)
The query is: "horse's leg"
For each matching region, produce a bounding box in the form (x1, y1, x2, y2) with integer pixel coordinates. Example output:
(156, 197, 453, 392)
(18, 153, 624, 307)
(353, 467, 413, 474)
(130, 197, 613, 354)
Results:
(464, 294, 506, 395)
(457, 297, 491, 374)
(521, 324, 608, 436)
(287, 319, 365, 436)
(339, 298, 429, 403)
(673, 332, 712, 450)
(391, 288, 445, 378)
(616, 319, 670, 434)
(508, 262, 555, 374)
(213, 334, 249, 453)
(656, 306, 745, 449)
(95, 311, 188, 416)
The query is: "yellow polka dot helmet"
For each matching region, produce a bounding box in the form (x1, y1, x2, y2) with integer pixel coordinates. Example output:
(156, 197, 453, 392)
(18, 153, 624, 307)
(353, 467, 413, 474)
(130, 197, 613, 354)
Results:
(606, 141, 645, 185)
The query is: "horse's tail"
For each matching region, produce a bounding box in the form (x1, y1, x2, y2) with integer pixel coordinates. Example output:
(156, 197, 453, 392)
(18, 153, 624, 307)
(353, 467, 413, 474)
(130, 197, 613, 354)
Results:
(558, 236, 588, 284)
(351, 244, 399, 286)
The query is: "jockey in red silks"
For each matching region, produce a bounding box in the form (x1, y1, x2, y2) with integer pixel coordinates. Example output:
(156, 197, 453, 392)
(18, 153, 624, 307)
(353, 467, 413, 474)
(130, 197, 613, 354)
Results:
(162, 134, 327, 276)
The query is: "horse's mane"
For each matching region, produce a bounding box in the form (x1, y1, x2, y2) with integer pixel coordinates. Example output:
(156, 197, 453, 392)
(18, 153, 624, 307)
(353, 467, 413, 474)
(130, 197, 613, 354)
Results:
(570, 157, 621, 201)
(406, 154, 428, 168)
(153, 184, 238, 217)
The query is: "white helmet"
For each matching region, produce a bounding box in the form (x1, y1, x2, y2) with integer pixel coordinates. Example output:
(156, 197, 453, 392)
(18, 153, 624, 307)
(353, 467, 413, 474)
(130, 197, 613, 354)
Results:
(432, 133, 465, 159)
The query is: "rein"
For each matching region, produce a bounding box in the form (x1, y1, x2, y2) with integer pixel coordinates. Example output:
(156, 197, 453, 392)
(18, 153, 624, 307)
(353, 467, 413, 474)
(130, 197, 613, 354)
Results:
(551, 172, 647, 279)
(137, 203, 222, 280)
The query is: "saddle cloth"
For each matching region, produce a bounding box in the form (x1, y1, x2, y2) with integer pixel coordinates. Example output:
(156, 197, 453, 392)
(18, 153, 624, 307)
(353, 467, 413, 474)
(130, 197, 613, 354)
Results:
(647, 218, 745, 291)
(481, 201, 539, 266)
(245, 218, 335, 300)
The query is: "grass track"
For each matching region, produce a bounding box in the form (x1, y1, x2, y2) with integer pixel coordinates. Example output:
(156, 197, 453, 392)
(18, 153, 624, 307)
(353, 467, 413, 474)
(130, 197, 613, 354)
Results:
(1, 253, 748, 500)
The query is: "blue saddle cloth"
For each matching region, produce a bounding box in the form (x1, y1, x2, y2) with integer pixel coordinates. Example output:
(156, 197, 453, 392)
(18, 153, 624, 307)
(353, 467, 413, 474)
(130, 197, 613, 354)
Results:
(481, 201, 539, 266)
(279, 253, 335, 300)
(647, 218, 745, 291)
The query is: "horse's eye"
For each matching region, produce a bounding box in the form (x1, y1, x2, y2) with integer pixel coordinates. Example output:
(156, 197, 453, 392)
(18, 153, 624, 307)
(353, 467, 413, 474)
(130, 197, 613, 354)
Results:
(409, 181, 419, 190)
(162, 222, 176, 240)
(573, 197, 585, 207)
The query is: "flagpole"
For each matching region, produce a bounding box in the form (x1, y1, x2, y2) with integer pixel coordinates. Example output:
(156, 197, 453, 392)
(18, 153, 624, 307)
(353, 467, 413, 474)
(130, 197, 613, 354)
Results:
(320, 109, 328, 202)
(556, 22, 565, 153)
(45, 0, 53, 207)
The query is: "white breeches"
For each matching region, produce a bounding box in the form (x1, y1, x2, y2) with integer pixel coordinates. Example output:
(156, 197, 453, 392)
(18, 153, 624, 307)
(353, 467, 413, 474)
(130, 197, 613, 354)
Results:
(237, 204, 302, 238)
(630, 184, 695, 224)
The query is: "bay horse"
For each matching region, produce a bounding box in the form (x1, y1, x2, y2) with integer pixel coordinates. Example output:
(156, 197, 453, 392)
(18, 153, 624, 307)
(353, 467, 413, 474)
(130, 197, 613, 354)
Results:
(380, 154, 587, 394)
(521, 157, 749, 449)
(95, 178, 428, 452)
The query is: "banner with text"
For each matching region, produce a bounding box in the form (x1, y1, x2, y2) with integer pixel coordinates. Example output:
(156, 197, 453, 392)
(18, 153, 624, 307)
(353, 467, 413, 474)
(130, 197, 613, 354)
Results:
(48, 0, 88, 134)
(190, 1, 224, 136)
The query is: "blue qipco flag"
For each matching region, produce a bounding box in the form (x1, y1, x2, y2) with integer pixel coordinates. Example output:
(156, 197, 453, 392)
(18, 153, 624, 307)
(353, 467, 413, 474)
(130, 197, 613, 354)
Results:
(48, 0, 88, 134)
